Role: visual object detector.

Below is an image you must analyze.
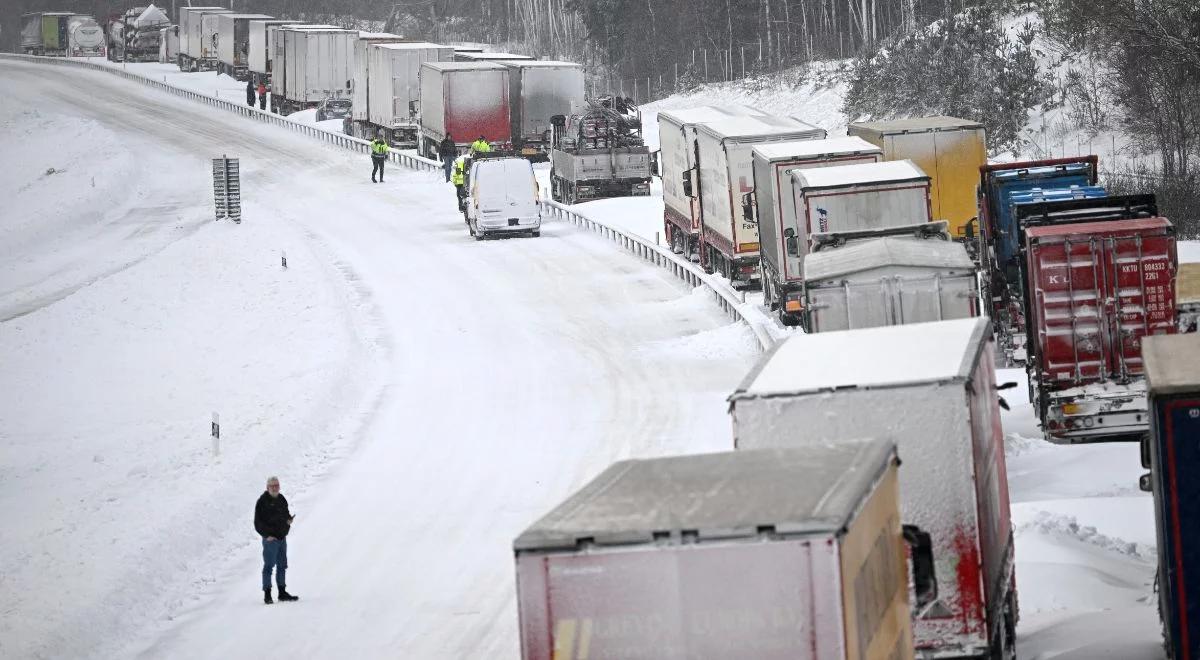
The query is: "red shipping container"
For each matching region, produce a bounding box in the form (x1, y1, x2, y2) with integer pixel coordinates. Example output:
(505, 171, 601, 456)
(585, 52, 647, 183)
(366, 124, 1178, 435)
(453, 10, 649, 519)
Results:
(1024, 216, 1177, 441)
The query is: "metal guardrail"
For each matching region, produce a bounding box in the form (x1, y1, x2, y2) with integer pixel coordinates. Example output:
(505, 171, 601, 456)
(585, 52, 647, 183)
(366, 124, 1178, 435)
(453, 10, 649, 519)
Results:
(540, 199, 774, 352)
(3, 53, 772, 350)
(0, 53, 440, 172)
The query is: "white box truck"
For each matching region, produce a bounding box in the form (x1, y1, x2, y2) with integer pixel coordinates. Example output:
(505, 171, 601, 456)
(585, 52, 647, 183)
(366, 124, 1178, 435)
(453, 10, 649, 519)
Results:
(158, 25, 179, 63)
(750, 137, 883, 325)
(215, 13, 273, 80)
(348, 33, 408, 136)
(247, 21, 309, 84)
(349, 41, 453, 147)
(272, 27, 355, 115)
(657, 105, 767, 261)
(178, 7, 230, 72)
(789, 160, 933, 254)
(497, 60, 586, 158)
(803, 234, 978, 332)
(728, 317, 1018, 659)
(689, 116, 826, 288)
(515, 441, 922, 660)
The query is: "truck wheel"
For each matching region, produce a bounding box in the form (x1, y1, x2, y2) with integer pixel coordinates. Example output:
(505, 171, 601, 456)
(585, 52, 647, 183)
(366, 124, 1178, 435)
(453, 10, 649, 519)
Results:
(531, 230, 540, 238)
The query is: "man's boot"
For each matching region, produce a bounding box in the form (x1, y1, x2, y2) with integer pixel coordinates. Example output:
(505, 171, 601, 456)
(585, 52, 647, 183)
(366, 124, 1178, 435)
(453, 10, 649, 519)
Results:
(278, 587, 299, 602)
(264, 588, 273, 605)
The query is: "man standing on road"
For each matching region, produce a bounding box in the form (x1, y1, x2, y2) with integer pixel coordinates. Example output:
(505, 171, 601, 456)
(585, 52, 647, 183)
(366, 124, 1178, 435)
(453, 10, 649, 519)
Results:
(245, 78, 256, 107)
(438, 133, 457, 182)
(255, 476, 298, 604)
(371, 134, 389, 183)
(256, 79, 267, 111)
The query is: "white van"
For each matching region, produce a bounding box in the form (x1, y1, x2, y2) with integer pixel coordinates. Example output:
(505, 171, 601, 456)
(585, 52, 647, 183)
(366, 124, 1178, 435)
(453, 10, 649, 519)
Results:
(465, 157, 542, 239)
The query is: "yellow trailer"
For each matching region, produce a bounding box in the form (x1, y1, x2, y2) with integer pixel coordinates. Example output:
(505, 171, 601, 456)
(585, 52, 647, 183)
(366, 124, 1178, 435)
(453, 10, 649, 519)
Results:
(848, 116, 987, 238)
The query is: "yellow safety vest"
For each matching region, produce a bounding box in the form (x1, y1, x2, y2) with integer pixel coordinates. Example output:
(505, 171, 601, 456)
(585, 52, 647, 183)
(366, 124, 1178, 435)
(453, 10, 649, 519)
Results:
(451, 158, 465, 185)
(371, 140, 389, 156)
(470, 139, 491, 154)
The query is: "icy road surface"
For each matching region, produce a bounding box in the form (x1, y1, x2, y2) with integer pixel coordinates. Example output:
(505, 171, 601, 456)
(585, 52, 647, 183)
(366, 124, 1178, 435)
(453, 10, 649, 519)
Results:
(0, 60, 758, 659)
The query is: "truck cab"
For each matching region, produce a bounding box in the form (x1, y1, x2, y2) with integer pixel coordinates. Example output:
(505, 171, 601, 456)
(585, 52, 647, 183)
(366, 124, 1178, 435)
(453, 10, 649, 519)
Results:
(465, 155, 542, 240)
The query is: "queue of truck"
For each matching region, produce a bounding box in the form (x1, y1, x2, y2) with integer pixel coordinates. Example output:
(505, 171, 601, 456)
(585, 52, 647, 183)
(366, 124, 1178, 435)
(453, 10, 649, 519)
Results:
(19, 11, 1200, 656)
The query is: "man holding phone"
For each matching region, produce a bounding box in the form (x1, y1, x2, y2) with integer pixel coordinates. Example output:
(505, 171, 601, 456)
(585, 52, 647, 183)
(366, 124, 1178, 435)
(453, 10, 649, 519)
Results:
(254, 476, 299, 604)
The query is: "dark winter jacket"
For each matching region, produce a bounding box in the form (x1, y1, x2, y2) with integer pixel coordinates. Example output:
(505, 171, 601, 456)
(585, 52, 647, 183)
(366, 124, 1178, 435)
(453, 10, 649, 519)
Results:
(254, 492, 293, 539)
(438, 136, 457, 160)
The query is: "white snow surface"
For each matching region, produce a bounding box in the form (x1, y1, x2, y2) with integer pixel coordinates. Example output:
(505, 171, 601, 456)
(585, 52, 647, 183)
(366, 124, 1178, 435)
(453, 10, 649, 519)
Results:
(794, 159, 928, 188)
(5, 55, 1199, 660)
(735, 318, 983, 396)
(0, 60, 758, 659)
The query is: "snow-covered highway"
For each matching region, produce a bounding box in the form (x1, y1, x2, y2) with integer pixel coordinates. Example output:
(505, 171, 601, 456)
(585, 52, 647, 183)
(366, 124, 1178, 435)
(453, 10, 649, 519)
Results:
(0, 59, 758, 659)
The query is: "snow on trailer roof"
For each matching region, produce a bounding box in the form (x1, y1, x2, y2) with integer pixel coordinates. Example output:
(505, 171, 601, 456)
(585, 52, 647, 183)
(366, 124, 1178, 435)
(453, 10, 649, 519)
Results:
(513, 441, 897, 551)
(458, 52, 533, 60)
(222, 13, 275, 19)
(731, 317, 989, 400)
(375, 41, 448, 51)
(793, 159, 928, 190)
(804, 237, 974, 281)
(133, 5, 170, 26)
(496, 60, 582, 68)
(694, 115, 825, 140)
(657, 105, 767, 127)
(753, 136, 881, 162)
(422, 61, 508, 71)
(1144, 334, 1200, 395)
(850, 116, 983, 134)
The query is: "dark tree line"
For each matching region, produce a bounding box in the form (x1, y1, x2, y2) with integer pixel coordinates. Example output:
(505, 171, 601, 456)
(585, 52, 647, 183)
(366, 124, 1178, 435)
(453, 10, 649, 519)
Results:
(1042, 0, 1200, 235)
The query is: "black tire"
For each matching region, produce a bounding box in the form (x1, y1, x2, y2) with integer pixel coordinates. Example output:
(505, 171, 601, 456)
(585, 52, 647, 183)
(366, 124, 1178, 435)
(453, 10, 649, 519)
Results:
(531, 230, 540, 238)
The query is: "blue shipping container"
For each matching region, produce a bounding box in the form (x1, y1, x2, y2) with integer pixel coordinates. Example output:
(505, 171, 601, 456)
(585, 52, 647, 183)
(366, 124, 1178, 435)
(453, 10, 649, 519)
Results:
(1144, 334, 1200, 660)
(985, 163, 1097, 272)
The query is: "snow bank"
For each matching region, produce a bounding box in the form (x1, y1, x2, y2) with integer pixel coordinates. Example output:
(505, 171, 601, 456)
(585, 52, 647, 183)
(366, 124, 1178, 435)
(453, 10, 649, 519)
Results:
(286, 108, 347, 132)
(640, 61, 851, 150)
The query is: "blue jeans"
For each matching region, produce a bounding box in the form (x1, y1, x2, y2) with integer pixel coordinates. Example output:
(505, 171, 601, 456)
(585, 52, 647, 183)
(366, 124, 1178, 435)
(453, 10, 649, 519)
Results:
(262, 538, 287, 590)
(442, 158, 453, 182)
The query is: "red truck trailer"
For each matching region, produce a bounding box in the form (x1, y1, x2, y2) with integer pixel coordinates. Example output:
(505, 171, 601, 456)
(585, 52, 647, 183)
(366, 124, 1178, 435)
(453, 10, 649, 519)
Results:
(1021, 196, 1177, 443)
(417, 61, 511, 159)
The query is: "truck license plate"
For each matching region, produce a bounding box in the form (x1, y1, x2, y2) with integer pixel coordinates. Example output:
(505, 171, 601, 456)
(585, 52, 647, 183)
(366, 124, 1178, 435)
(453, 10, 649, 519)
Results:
(508, 218, 519, 226)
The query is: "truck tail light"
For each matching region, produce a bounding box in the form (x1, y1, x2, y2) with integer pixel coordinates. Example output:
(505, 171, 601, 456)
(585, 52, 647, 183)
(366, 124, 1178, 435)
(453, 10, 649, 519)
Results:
(784, 300, 804, 312)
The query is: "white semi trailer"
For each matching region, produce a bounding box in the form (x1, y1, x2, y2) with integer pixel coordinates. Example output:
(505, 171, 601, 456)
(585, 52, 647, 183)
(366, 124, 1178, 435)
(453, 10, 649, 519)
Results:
(178, 7, 230, 72)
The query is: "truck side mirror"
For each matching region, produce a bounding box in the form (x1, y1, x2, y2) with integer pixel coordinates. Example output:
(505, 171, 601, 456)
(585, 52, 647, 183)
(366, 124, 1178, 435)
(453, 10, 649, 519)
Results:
(903, 524, 938, 611)
(1141, 434, 1152, 470)
(1139, 473, 1153, 492)
(650, 151, 660, 178)
(964, 216, 977, 240)
(681, 170, 694, 198)
(408, 100, 419, 117)
(784, 228, 798, 257)
(741, 192, 755, 222)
